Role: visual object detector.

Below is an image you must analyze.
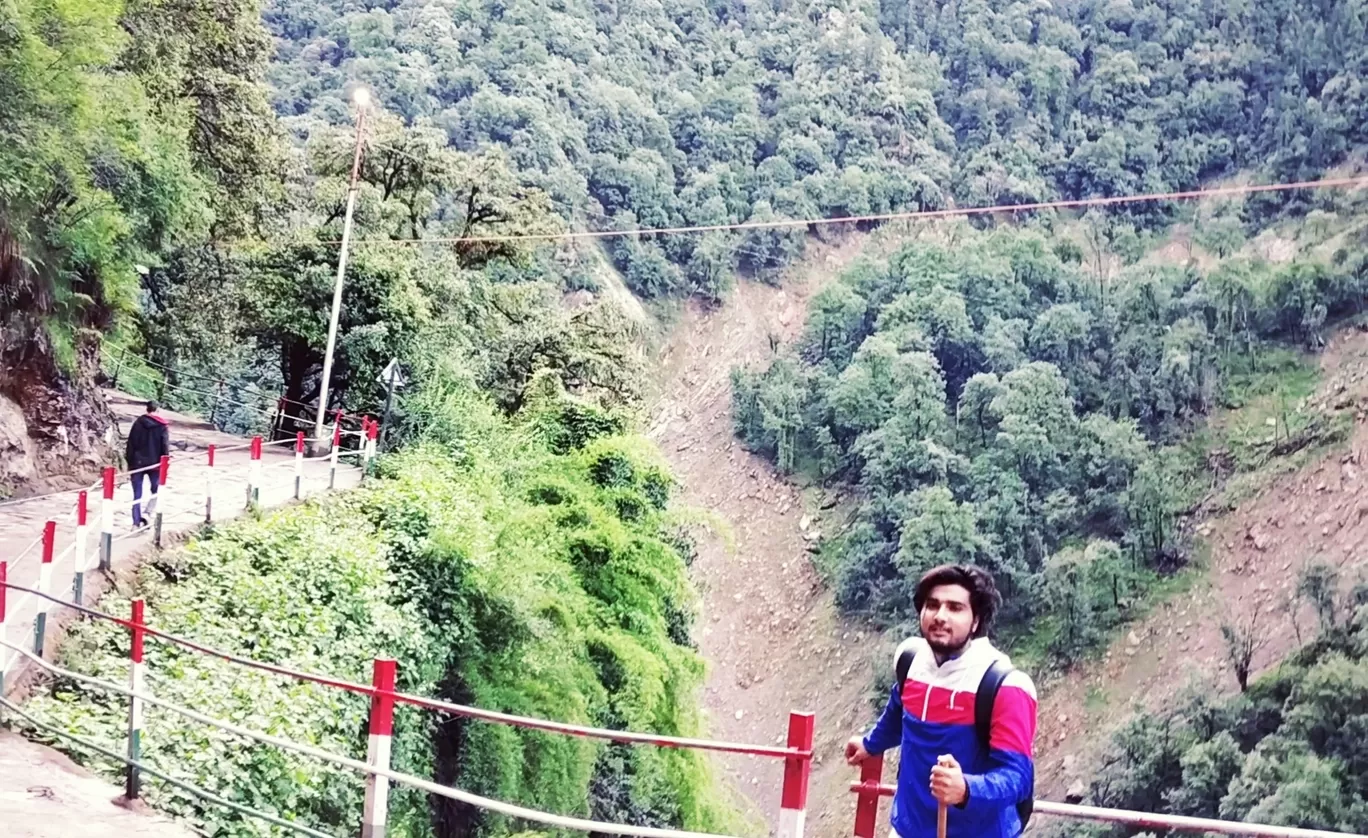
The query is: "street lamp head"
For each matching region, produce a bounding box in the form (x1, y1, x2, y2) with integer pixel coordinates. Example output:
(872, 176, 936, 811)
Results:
(353, 87, 372, 109)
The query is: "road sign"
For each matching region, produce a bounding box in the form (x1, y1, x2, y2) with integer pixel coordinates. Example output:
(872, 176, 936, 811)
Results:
(376, 358, 407, 390)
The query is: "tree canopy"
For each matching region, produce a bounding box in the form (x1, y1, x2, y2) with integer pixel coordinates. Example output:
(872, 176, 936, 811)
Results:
(733, 224, 1366, 660)
(263, 0, 1368, 302)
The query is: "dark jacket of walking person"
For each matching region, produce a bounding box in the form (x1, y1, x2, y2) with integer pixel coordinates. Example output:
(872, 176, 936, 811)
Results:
(125, 401, 169, 527)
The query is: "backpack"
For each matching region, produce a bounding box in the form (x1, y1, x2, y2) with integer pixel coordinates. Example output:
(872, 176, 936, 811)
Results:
(896, 647, 1035, 829)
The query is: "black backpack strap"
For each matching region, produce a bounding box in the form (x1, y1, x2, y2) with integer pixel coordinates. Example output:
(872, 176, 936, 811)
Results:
(974, 659, 1012, 750)
(976, 660, 1035, 829)
(895, 646, 916, 692)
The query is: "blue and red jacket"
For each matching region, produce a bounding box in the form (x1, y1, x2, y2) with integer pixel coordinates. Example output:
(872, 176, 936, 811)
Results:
(862, 637, 1037, 838)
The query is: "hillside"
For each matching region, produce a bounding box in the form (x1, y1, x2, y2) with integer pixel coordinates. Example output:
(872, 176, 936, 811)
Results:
(645, 233, 876, 831)
(1036, 321, 1368, 804)
(262, 0, 1368, 303)
(684, 192, 1368, 832)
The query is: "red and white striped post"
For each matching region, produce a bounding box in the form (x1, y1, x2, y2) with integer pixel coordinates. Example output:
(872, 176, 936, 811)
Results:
(294, 431, 305, 499)
(362, 658, 398, 838)
(204, 445, 216, 523)
(329, 413, 343, 490)
(357, 418, 369, 476)
(363, 417, 379, 474)
(99, 466, 115, 571)
(780, 711, 816, 838)
(73, 491, 89, 604)
(153, 455, 170, 547)
(852, 754, 885, 838)
(33, 520, 56, 654)
(247, 436, 262, 509)
(125, 598, 147, 800)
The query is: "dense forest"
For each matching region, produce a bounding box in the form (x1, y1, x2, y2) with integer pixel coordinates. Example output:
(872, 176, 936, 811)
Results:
(11, 0, 1368, 452)
(264, 0, 1368, 302)
(732, 220, 1367, 659)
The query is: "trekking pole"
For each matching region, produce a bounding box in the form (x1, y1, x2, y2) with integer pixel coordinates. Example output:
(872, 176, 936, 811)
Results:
(936, 754, 952, 838)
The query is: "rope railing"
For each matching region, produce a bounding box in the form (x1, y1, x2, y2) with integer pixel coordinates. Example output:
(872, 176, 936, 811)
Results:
(108, 362, 325, 433)
(0, 418, 381, 682)
(0, 482, 100, 511)
(0, 695, 335, 838)
(847, 755, 1365, 838)
(0, 579, 808, 761)
(0, 411, 370, 517)
(0, 635, 781, 838)
(103, 348, 347, 421)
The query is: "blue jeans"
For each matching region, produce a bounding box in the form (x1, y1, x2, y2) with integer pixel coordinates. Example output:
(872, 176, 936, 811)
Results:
(131, 470, 160, 526)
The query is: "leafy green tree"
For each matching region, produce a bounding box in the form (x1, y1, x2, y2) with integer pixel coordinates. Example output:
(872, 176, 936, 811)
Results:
(957, 372, 1003, 448)
(895, 486, 987, 588)
(1164, 731, 1245, 818)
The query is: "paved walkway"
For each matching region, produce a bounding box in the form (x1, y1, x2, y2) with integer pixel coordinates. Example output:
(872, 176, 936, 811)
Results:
(0, 389, 364, 836)
(0, 729, 189, 838)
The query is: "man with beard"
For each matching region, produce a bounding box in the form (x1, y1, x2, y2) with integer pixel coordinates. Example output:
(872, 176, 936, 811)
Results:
(846, 565, 1037, 838)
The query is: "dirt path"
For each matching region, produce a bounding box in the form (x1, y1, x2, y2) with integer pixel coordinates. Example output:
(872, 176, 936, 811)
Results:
(1032, 326, 1368, 802)
(647, 234, 906, 837)
(0, 389, 363, 836)
(0, 729, 190, 838)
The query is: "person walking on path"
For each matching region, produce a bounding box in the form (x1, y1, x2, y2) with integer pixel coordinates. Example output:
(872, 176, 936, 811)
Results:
(125, 400, 169, 529)
(846, 565, 1037, 838)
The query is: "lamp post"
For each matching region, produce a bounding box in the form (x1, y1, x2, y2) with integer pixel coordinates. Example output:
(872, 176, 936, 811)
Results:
(314, 86, 371, 446)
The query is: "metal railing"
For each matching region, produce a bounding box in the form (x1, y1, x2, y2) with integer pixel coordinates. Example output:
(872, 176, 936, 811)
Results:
(0, 577, 815, 838)
(849, 754, 1365, 838)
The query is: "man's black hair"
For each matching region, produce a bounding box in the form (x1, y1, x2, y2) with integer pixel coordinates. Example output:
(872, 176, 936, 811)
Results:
(912, 564, 1002, 638)
(146, 400, 159, 413)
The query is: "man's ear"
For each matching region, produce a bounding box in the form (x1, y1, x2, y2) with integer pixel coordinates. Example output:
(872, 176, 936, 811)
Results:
(971, 616, 980, 636)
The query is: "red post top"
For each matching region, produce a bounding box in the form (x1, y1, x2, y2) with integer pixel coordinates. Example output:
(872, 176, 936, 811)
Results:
(369, 658, 398, 737)
(103, 466, 115, 500)
(369, 421, 380, 441)
(332, 421, 342, 446)
(251, 436, 262, 460)
(780, 710, 816, 811)
(77, 491, 88, 526)
(207, 444, 216, 468)
(853, 755, 886, 838)
(41, 520, 56, 564)
(158, 454, 170, 485)
(130, 599, 146, 664)
(295, 431, 305, 453)
(0, 562, 7, 623)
